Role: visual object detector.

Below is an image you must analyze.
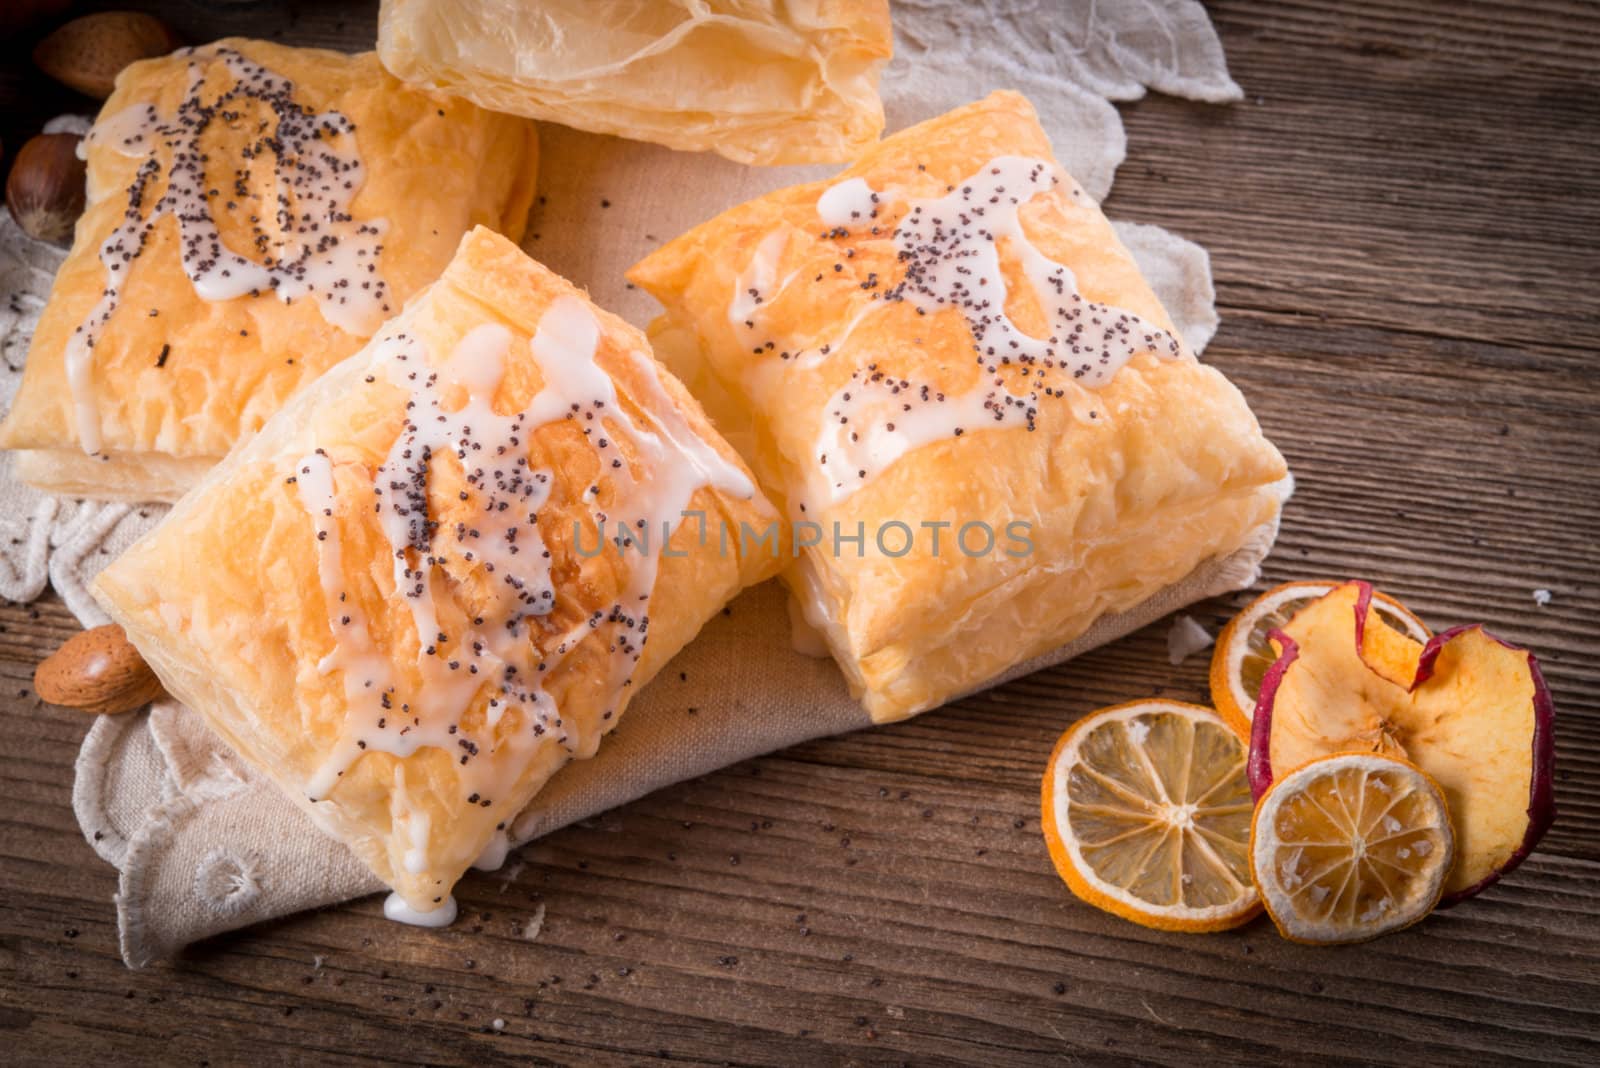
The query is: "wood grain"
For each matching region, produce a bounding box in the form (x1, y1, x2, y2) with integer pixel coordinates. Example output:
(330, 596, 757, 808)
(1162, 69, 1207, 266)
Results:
(2, 0, 1598, 1064)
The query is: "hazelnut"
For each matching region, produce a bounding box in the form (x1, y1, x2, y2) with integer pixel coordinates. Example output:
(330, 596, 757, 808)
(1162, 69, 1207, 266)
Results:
(33, 12, 181, 100)
(6, 133, 87, 245)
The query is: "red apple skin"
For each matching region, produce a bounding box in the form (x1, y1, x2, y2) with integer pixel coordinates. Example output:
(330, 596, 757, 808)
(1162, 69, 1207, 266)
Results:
(1247, 629, 1297, 801)
(1246, 580, 1557, 907)
(1420, 627, 1557, 907)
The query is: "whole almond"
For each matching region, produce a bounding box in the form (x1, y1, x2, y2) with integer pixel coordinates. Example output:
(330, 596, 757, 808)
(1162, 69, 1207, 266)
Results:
(6, 132, 87, 244)
(35, 624, 164, 715)
(33, 12, 182, 99)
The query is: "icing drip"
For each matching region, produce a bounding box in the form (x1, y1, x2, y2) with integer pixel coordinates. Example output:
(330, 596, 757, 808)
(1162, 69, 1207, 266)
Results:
(383, 892, 457, 927)
(727, 229, 789, 335)
(69, 46, 388, 453)
(403, 809, 431, 875)
(816, 177, 880, 228)
(816, 368, 1037, 502)
(293, 298, 751, 892)
(781, 302, 877, 375)
(296, 448, 398, 733)
(785, 593, 832, 659)
(471, 829, 511, 871)
(795, 158, 1182, 506)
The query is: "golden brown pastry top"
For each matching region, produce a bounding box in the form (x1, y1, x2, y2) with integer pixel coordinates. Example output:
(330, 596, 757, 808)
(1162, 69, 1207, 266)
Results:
(630, 92, 1289, 720)
(0, 37, 538, 464)
(95, 227, 782, 911)
(378, 0, 892, 165)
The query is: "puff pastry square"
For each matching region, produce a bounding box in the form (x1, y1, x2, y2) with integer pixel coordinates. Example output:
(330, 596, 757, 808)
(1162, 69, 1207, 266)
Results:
(377, 0, 892, 165)
(630, 92, 1290, 723)
(0, 38, 538, 502)
(94, 227, 781, 915)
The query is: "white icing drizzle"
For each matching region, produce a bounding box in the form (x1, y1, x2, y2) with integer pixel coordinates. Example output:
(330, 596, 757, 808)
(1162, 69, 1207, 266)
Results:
(68, 45, 389, 454)
(885, 157, 1180, 383)
(815, 373, 1036, 503)
(403, 810, 431, 875)
(799, 158, 1181, 506)
(383, 891, 457, 927)
(816, 177, 880, 228)
(727, 229, 789, 336)
(292, 298, 751, 898)
(785, 592, 832, 659)
(471, 828, 511, 872)
(385, 764, 434, 876)
(786, 301, 878, 374)
(296, 448, 399, 735)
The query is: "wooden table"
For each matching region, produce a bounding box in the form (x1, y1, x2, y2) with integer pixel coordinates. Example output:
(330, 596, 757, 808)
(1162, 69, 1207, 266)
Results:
(3, 2, 1597, 1064)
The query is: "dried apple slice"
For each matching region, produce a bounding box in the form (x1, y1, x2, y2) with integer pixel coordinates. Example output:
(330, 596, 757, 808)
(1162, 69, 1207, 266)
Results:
(1210, 580, 1429, 736)
(1250, 581, 1555, 904)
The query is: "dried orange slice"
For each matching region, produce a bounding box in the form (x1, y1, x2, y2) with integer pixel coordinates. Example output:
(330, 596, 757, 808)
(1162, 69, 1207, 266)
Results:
(1041, 700, 1260, 932)
(1210, 580, 1428, 735)
(1251, 753, 1454, 944)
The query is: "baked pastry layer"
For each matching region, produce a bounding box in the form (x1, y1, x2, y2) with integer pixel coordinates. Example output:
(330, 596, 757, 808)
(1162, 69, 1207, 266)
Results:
(94, 227, 781, 914)
(630, 91, 1290, 722)
(377, 0, 891, 165)
(0, 38, 538, 502)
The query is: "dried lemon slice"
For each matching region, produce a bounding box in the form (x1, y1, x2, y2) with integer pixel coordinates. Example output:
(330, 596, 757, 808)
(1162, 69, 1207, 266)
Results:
(1210, 580, 1429, 735)
(1251, 753, 1454, 944)
(1041, 700, 1260, 932)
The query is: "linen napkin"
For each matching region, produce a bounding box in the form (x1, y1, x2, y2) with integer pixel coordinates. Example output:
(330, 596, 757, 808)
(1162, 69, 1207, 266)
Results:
(0, 0, 1266, 965)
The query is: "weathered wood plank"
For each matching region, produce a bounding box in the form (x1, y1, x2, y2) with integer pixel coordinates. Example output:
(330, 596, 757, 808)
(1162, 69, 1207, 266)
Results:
(1, 0, 1597, 1064)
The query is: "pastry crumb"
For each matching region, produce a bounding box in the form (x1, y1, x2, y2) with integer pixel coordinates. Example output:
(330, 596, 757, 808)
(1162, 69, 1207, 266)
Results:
(1532, 588, 1552, 607)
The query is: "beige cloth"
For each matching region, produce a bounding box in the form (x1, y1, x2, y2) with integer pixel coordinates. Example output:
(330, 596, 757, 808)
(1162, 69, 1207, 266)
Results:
(78, 536, 1275, 965)
(0, 1, 1266, 965)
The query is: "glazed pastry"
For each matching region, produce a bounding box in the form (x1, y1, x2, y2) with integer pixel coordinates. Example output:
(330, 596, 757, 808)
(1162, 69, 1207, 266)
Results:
(629, 91, 1291, 723)
(377, 0, 891, 165)
(0, 38, 538, 502)
(93, 227, 781, 918)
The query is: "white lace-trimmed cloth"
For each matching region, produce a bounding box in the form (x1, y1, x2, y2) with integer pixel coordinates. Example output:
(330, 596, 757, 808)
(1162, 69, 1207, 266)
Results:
(0, 1, 1270, 965)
